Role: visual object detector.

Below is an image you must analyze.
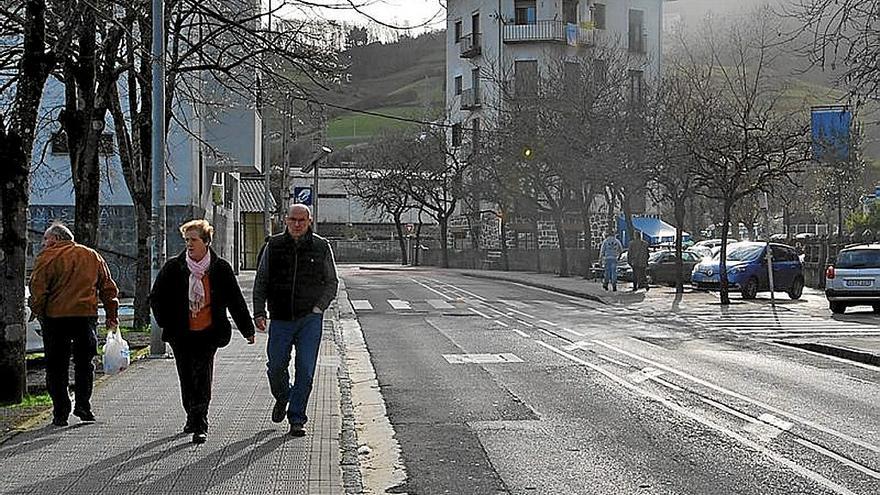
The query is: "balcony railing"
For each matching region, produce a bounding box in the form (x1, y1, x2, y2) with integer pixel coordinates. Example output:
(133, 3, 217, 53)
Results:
(459, 32, 482, 58)
(461, 87, 481, 110)
(503, 20, 595, 46)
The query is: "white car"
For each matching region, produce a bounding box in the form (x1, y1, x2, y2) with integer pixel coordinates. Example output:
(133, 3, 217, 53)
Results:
(825, 244, 880, 314)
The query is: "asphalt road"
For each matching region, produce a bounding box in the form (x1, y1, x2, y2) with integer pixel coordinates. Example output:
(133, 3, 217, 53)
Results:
(341, 266, 879, 495)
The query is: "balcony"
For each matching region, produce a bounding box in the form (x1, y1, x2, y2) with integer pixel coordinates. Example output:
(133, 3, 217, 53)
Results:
(459, 32, 481, 58)
(461, 88, 481, 110)
(503, 21, 594, 46)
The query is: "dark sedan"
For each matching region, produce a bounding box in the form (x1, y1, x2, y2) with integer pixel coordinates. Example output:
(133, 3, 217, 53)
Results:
(647, 250, 702, 286)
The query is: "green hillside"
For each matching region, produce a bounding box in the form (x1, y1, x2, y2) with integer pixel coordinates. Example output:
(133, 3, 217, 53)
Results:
(324, 31, 447, 149)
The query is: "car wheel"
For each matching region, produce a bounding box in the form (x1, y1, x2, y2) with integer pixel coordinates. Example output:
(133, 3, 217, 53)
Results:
(787, 277, 804, 300)
(741, 278, 758, 300)
(830, 302, 847, 314)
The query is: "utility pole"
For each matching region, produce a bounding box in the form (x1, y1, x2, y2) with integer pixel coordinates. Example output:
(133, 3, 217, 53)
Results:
(262, 0, 273, 237)
(150, 0, 167, 356)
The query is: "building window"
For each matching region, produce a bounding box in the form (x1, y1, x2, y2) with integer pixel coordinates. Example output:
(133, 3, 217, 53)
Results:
(592, 3, 606, 30)
(514, 60, 538, 97)
(51, 131, 115, 155)
(628, 69, 644, 104)
(452, 123, 462, 147)
(454, 75, 462, 95)
(454, 20, 462, 42)
(472, 12, 480, 36)
(563, 0, 577, 24)
(628, 9, 645, 53)
(514, 1, 536, 25)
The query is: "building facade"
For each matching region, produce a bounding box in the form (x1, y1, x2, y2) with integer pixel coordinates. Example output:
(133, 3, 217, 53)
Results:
(446, 0, 663, 250)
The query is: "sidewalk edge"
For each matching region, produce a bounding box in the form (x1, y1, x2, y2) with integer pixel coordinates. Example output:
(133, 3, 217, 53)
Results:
(459, 271, 607, 305)
(778, 341, 880, 367)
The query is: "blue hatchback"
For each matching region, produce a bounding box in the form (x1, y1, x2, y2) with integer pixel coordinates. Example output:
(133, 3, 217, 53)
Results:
(691, 242, 805, 299)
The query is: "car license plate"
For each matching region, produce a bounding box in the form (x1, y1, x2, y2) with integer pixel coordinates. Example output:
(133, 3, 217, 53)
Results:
(845, 279, 873, 287)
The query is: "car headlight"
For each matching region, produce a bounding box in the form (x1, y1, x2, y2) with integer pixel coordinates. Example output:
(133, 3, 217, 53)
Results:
(729, 266, 747, 274)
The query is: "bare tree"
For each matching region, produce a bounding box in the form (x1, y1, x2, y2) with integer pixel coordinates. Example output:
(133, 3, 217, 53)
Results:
(0, 0, 73, 404)
(683, 13, 813, 304)
(345, 131, 415, 264)
(787, 0, 879, 104)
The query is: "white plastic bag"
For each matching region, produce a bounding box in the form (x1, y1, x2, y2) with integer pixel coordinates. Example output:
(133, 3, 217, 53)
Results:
(103, 329, 130, 375)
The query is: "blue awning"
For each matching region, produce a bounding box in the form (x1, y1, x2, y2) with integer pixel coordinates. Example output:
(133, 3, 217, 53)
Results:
(617, 216, 690, 246)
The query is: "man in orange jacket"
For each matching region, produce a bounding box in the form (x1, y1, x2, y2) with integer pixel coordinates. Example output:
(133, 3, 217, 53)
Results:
(29, 222, 119, 426)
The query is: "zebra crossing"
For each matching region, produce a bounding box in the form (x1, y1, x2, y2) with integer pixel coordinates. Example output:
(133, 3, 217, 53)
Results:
(678, 308, 880, 339)
(350, 291, 880, 340)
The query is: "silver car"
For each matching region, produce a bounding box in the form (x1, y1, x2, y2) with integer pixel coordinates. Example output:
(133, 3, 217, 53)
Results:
(825, 244, 880, 314)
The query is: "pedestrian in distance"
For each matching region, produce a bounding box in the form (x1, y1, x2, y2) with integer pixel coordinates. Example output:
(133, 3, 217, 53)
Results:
(628, 235, 650, 292)
(28, 222, 119, 427)
(253, 203, 338, 438)
(599, 228, 623, 291)
(150, 219, 255, 444)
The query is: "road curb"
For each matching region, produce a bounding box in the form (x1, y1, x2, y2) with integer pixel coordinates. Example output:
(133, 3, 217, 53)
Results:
(778, 341, 880, 367)
(459, 271, 607, 305)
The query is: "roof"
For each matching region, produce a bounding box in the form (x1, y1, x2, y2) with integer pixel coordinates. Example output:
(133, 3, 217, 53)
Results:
(239, 177, 277, 213)
(624, 216, 690, 245)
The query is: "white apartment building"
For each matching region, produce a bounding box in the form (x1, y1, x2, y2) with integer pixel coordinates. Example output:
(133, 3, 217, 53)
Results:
(446, 0, 663, 249)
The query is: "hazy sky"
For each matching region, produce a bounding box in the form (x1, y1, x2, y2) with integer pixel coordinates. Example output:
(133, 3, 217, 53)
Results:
(307, 0, 446, 29)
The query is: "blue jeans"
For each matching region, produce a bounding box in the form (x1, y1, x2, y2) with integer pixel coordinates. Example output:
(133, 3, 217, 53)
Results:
(266, 313, 323, 425)
(603, 259, 618, 288)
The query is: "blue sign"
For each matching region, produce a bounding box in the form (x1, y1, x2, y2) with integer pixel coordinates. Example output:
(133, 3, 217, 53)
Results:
(294, 186, 312, 206)
(811, 105, 852, 162)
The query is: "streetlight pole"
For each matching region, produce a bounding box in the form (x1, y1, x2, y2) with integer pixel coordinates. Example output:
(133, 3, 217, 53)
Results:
(301, 146, 331, 233)
(150, 0, 166, 356)
(262, 0, 273, 237)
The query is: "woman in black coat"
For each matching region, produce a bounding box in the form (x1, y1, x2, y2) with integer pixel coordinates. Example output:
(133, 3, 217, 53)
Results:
(150, 219, 255, 444)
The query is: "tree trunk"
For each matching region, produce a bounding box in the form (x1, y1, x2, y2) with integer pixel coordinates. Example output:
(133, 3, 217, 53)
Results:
(719, 200, 733, 305)
(553, 209, 569, 277)
(580, 182, 595, 279)
(622, 188, 635, 247)
(414, 219, 423, 266)
(439, 216, 449, 268)
(393, 211, 408, 265)
(0, 0, 54, 404)
(0, 131, 30, 404)
(499, 210, 510, 271)
(674, 199, 686, 294)
(133, 200, 152, 329)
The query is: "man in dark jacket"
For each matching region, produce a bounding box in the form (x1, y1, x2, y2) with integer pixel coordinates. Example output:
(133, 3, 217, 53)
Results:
(253, 204, 338, 437)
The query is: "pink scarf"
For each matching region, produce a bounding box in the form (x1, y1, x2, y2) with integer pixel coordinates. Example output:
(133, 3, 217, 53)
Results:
(186, 250, 211, 317)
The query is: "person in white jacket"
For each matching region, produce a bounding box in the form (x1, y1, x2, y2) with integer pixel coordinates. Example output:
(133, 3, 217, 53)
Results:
(599, 229, 623, 291)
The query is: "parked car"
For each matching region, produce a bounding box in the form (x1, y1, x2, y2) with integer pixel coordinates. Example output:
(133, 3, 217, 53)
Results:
(693, 238, 734, 250)
(647, 250, 702, 286)
(687, 245, 714, 259)
(824, 244, 880, 314)
(691, 242, 804, 299)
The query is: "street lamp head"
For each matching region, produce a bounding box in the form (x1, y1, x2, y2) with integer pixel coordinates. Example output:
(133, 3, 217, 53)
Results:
(321, 146, 333, 154)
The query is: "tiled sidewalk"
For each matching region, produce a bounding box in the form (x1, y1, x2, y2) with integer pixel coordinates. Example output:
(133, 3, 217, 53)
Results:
(0, 274, 349, 495)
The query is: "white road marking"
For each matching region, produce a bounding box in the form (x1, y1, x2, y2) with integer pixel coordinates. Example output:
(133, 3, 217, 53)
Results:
(535, 341, 860, 495)
(388, 299, 412, 310)
(591, 339, 880, 455)
(564, 341, 593, 352)
(791, 437, 880, 481)
(411, 278, 453, 300)
(538, 328, 556, 338)
(498, 299, 531, 309)
(595, 354, 630, 368)
(561, 327, 585, 337)
(429, 279, 487, 301)
(759, 414, 793, 432)
(494, 320, 509, 328)
(652, 377, 684, 392)
(468, 307, 493, 319)
(515, 319, 534, 328)
(507, 308, 535, 319)
(512, 329, 530, 338)
(538, 319, 558, 326)
(629, 367, 665, 384)
(443, 353, 524, 364)
(427, 299, 454, 309)
(351, 300, 373, 310)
